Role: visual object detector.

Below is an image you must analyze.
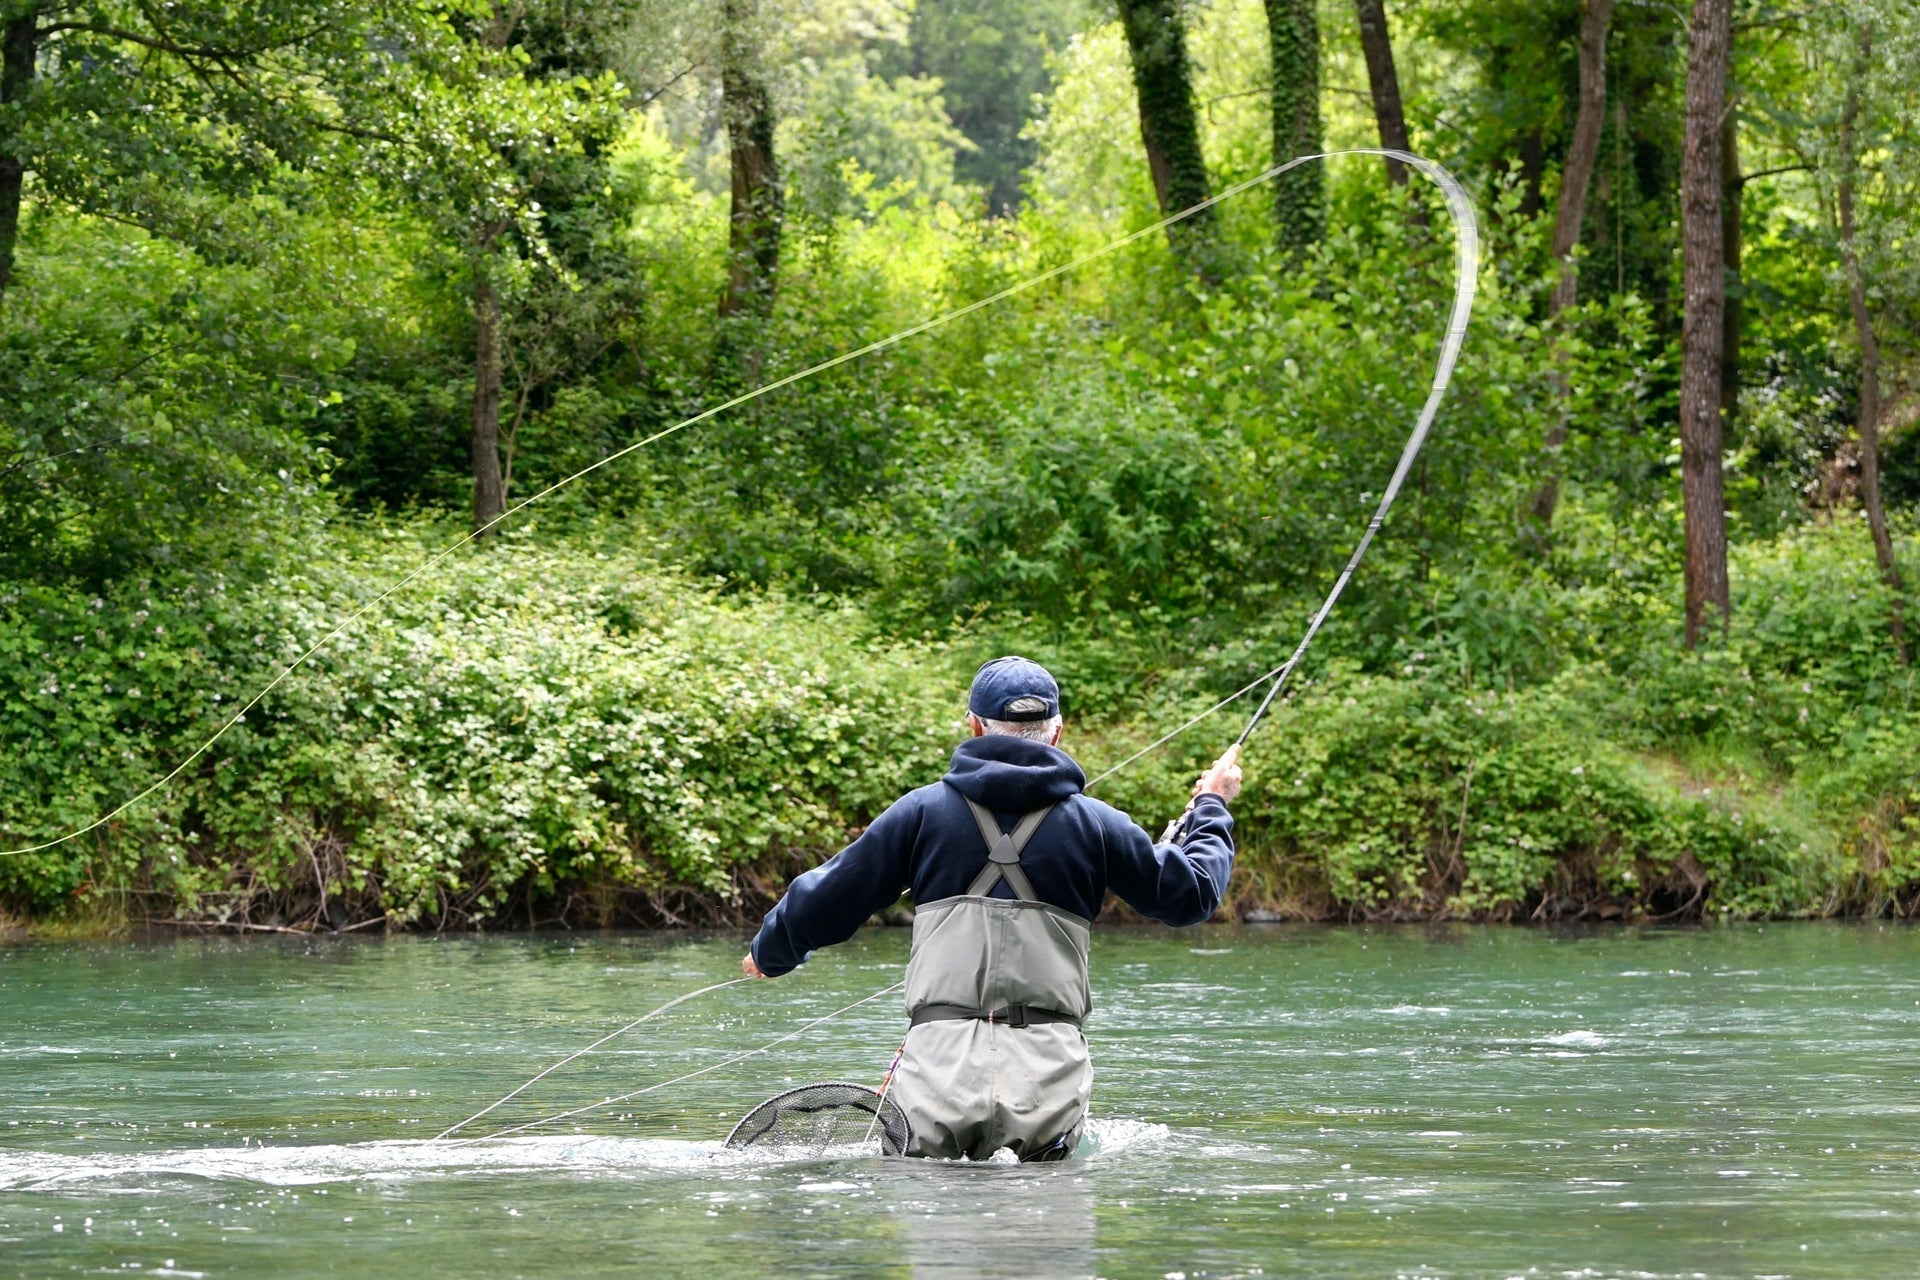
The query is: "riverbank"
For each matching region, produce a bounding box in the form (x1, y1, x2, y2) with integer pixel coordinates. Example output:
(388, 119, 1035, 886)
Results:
(4, 519, 1916, 935)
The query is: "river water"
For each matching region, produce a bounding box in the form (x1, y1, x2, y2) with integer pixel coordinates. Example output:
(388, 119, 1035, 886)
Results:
(2, 924, 1917, 1278)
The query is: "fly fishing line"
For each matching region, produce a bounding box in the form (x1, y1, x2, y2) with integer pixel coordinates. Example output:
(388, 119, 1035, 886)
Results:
(447, 979, 905, 1144)
(1, 148, 1475, 860)
(432, 975, 752, 1141)
(1090, 149, 1478, 790)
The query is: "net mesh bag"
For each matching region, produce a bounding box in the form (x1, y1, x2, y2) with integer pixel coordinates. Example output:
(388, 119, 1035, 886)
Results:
(724, 1082, 910, 1156)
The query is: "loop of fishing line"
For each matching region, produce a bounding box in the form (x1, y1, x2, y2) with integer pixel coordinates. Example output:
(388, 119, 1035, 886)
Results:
(432, 975, 752, 1141)
(434, 153, 1472, 1130)
(446, 979, 905, 1145)
(1095, 152, 1477, 783)
(1, 148, 1475, 859)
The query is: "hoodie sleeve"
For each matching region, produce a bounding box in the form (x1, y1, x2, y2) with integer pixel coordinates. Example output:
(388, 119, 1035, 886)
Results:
(749, 795, 920, 977)
(1103, 793, 1236, 927)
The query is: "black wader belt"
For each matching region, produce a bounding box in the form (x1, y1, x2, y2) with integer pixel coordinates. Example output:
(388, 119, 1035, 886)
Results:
(909, 1002, 1083, 1030)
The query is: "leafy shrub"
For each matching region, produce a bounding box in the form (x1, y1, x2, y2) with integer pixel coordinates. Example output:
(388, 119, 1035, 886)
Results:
(0, 520, 964, 926)
(2, 517, 1914, 928)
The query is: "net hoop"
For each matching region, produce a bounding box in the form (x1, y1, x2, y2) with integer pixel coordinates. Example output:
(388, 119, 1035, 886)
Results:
(724, 1081, 911, 1157)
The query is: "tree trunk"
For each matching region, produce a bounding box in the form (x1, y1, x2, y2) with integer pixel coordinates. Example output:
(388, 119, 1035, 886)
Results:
(471, 264, 506, 534)
(1529, 0, 1616, 527)
(1837, 22, 1907, 660)
(1547, 0, 1615, 318)
(1679, 0, 1731, 648)
(719, 0, 781, 316)
(1516, 128, 1546, 219)
(467, 5, 512, 534)
(1115, 0, 1213, 259)
(1719, 103, 1742, 429)
(1352, 0, 1409, 187)
(1265, 0, 1323, 255)
(0, 10, 38, 310)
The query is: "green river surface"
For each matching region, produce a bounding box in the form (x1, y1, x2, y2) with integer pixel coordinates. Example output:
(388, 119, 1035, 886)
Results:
(3, 923, 1918, 1279)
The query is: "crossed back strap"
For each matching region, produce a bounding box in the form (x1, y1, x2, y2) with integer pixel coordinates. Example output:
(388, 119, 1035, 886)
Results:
(961, 798, 1054, 900)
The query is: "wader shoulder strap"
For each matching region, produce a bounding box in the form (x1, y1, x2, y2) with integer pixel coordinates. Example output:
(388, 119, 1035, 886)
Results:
(961, 798, 1053, 901)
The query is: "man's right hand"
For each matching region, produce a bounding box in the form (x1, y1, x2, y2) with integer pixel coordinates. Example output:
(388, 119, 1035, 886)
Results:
(1193, 743, 1243, 803)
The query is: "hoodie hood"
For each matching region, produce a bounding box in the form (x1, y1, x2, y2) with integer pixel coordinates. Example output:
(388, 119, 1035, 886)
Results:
(943, 734, 1087, 812)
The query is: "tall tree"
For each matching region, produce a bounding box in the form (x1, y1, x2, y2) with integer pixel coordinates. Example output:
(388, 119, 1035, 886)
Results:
(0, 0, 403, 313)
(1352, 0, 1411, 188)
(1529, 0, 1616, 527)
(1546, 0, 1617, 320)
(0, 5, 35, 306)
(718, 0, 781, 316)
(466, 7, 515, 535)
(349, 4, 628, 534)
(470, 249, 507, 533)
(1719, 110, 1743, 429)
(1266, 0, 1323, 254)
(1679, 0, 1732, 646)
(1114, 0, 1213, 258)
(1836, 19, 1906, 659)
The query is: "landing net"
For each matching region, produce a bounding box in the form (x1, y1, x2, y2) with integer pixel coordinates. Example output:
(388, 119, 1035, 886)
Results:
(724, 1082, 910, 1157)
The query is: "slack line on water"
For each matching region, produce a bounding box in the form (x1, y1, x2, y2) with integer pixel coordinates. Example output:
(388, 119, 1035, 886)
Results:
(1, 150, 1475, 862)
(422, 153, 1479, 1148)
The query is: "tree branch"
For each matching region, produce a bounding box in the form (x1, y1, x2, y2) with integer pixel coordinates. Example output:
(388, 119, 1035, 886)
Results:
(35, 21, 258, 60)
(635, 63, 697, 108)
(1737, 161, 1811, 185)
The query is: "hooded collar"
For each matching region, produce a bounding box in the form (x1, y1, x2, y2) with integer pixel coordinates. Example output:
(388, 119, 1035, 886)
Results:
(942, 734, 1086, 813)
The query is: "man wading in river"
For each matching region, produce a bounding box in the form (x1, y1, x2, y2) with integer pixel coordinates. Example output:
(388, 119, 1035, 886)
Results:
(742, 656, 1242, 1161)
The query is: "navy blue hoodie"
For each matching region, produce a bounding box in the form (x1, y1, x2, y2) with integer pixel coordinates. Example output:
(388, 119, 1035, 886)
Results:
(749, 734, 1237, 977)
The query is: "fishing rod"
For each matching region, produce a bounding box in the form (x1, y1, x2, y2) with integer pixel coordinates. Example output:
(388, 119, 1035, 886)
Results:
(1082, 152, 1479, 842)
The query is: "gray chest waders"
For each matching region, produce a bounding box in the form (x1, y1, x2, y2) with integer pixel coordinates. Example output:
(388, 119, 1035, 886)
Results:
(889, 797, 1094, 1161)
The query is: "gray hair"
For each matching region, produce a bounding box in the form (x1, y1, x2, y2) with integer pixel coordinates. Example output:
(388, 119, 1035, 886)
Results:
(975, 699, 1064, 743)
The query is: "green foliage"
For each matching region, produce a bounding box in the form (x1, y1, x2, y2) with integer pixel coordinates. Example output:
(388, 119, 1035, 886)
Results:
(0, 217, 344, 584)
(6, 523, 1910, 929)
(885, 0, 1089, 212)
(5, 0, 1920, 931)
(0, 523, 964, 925)
(1227, 667, 1828, 920)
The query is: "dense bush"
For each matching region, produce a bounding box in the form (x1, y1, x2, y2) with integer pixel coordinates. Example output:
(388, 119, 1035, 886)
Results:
(4, 521, 1915, 930)
(0, 523, 963, 927)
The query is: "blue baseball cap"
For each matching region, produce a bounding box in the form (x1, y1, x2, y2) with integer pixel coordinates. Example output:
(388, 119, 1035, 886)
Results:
(968, 656, 1061, 721)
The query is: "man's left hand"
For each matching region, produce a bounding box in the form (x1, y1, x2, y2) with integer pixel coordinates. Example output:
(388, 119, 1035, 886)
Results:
(742, 952, 766, 978)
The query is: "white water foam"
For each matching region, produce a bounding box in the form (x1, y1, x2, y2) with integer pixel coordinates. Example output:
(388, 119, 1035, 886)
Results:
(0, 1135, 747, 1192)
(1077, 1117, 1173, 1158)
(1536, 1030, 1609, 1050)
(1, 1116, 1176, 1191)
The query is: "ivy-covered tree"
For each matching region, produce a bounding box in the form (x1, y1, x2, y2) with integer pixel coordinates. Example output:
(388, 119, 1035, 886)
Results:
(1114, 0, 1212, 260)
(719, 0, 781, 317)
(1265, 0, 1323, 254)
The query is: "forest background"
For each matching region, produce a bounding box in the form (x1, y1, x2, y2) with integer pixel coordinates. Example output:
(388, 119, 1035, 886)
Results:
(2, 0, 1917, 934)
